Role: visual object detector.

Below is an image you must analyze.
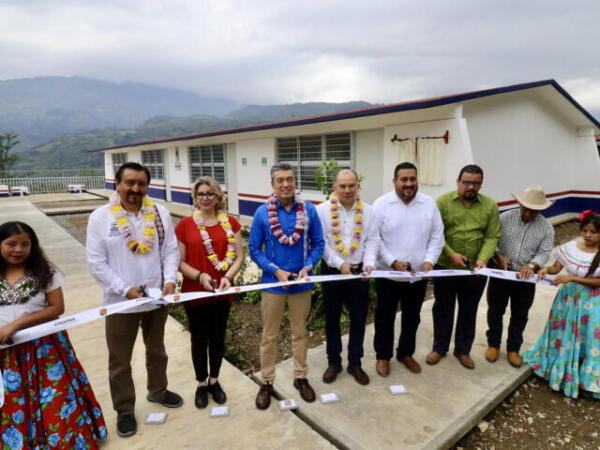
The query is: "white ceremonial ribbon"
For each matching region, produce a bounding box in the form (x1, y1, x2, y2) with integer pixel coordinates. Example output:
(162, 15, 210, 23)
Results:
(0, 269, 556, 348)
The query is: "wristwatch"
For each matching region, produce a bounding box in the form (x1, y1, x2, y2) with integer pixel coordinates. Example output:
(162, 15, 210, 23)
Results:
(195, 271, 203, 283)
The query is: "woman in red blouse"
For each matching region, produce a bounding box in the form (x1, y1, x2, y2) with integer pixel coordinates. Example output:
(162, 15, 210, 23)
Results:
(175, 176, 244, 409)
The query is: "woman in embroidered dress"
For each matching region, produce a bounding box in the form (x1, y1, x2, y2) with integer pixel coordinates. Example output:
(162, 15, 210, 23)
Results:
(0, 221, 107, 448)
(175, 177, 244, 409)
(523, 211, 600, 398)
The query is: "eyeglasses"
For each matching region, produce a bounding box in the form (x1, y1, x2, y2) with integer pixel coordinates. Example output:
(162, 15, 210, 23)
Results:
(196, 192, 217, 198)
(460, 180, 482, 187)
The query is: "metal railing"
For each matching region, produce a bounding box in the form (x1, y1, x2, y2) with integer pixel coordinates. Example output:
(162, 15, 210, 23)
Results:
(0, 176, 105, 194)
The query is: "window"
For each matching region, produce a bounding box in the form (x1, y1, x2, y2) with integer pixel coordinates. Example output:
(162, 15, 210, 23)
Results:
(276, 133, 352, 191)
(189, 145, 226, 185)
(112, 152, 127, 176)
(141, 149, 164, 180)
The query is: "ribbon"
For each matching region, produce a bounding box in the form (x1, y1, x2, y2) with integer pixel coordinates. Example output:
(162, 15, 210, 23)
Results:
(0, 269, 555, 349)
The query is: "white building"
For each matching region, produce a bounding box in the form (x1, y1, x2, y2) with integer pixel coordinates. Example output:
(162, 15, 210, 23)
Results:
(93, 79, 600, 219)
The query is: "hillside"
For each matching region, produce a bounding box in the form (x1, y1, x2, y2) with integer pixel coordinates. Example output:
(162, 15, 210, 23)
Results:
(0, 76, 240, 151)
(14, 101, 374, 172)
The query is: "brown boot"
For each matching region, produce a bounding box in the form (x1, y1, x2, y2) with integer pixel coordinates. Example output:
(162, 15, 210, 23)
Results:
(293, 378, 316, 403)
(507, 352, 522, 368)
(485, 347, 500, 362)
(376, 359, 390, 377)
(322, 366, 342, 384)
(425, 351, 446, 365)
(347, 366, 370, 385)
(255, 383, 273, 410)
(397, 356, 422, 374)
(453, 351, 475, 369)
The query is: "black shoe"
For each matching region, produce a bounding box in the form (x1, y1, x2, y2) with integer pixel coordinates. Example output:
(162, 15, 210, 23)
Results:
(147, 390, 183, 408)
(207, 381, 227, 404)
(117, 414, 137, 437)
(195, 386, 208, 409)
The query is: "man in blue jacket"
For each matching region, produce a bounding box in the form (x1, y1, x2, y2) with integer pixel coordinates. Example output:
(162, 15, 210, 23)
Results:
(249, 162, 325, 410)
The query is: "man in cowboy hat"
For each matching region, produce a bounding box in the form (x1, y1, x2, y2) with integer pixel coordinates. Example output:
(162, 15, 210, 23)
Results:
(485, 185, 554, 367)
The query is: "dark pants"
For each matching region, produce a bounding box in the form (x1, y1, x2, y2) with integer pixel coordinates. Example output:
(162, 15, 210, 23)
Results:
(486, 277, 535, 352)
(432, 269, 488, 355)
(374, 278, 427, 360)
(105, 307, 169, 416)
(321, 263, 369, 368)
(185, 300, 231, 382)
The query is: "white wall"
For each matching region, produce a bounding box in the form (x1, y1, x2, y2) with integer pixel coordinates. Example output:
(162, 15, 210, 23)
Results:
(464, 91, 600, 202)
(225, 143, 238, 214)
(236, 137, 276, 197)
(355, 129, 384, 204)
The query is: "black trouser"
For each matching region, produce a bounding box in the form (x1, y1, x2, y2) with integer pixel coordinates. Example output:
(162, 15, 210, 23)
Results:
(432, 268, 488, 355)
(373, 278, 427, 361)
(321, 263, 369, 368)
(185, 300, 231, 382)
(486, 277, 535, 352)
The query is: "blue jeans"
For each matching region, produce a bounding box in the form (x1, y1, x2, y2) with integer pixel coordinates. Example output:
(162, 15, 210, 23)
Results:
(321, 262, 369, 368)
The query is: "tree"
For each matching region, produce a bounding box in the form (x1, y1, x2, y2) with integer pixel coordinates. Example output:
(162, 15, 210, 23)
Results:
(0, 132, 20, 176)
(315, 158, 364, 200)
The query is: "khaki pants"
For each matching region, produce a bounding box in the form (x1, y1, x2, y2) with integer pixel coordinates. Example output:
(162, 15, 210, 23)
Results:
(260, 290, 312, 383)
(105, 307, 169, 416)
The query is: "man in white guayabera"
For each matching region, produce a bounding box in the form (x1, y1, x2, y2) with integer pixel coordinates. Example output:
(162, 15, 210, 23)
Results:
(86, 162, 182, 438)
(316, 169, 379, 386)
(372, 162, 444, 377)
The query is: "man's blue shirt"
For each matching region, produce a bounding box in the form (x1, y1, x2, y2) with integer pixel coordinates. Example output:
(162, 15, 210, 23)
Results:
(249, 196, 324, 294)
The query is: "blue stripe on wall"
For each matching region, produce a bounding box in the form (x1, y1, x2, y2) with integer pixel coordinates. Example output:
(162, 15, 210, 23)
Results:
(239, 199, 263, 216)
(147, 187, 166, 201)
(105, 181, 115, 190)
(508, 196, 600, 218)
(171, 190, 193, 205)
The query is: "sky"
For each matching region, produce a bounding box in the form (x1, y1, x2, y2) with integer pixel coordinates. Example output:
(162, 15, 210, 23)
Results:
(1, 0, 599, 115)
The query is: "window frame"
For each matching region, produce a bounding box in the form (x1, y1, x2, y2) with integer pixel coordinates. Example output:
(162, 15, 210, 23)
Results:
(111, 152, 127, 177)
(188, 144, 227, 187)
(275, 132, 354, 192)
(141, 149, 165, 181)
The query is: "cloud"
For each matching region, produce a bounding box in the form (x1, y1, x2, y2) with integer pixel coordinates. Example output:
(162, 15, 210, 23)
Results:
(0, 0, 598, 117)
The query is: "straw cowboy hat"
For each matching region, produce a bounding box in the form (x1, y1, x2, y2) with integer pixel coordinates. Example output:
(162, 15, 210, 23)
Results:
(511, 185, 554, 211)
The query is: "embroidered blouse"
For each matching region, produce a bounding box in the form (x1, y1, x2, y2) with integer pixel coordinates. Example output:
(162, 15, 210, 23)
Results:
(555, 240, 600, 277)
(0, 270, 64, 327)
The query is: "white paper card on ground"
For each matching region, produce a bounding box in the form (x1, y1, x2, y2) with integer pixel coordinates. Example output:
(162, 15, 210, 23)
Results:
(210, 406, 230, 418)
(279, 399, 298, 411)
(145, 412, 167, 424)
(320, 392, 340, 404)
(389, 385, 408, 395)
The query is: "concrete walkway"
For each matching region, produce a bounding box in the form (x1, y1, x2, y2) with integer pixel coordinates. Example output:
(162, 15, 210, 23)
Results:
(0, 196, 561, 449)
(0, 200, 332, 449)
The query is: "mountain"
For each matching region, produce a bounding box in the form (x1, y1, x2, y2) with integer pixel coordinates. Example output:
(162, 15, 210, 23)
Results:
(14, 101, 374, 173)
(0, 76, 241, 151)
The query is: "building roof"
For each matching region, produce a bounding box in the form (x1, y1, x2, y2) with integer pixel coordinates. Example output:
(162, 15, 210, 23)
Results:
(90, 79, 600, 152)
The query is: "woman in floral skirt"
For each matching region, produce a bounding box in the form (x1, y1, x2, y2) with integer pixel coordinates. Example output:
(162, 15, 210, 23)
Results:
(523, 211, 600, 398)
(0, 221, 107, 448)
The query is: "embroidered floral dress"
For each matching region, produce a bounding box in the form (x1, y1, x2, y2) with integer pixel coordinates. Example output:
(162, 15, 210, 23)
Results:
(523, 240, 600, 398)
(0, 271, 107, 449)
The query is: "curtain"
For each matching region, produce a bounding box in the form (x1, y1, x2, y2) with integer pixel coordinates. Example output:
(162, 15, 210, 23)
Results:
(417, 137, 445, 185)
(393, 138, 416, 166)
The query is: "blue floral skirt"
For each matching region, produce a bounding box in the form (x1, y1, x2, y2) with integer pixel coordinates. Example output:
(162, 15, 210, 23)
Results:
(1, 331, 107, 449)
(523, 282, 600, 399)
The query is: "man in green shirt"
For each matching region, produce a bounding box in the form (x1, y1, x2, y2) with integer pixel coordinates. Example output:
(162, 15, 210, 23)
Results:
(426, 164, 500, 369)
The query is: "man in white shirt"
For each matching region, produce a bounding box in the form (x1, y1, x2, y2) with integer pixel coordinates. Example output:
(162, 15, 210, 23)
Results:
(86, 162, 182, 438)
(317, 169, 379, 385)
(372, 162, 444, 376)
